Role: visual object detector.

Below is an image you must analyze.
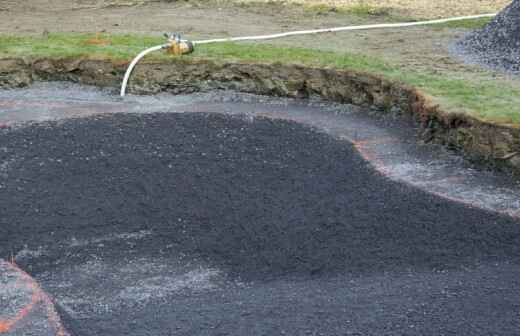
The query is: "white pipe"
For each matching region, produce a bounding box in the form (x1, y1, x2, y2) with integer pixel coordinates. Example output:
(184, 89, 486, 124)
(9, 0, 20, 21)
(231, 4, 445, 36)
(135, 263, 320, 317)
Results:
(120, 13, 496, 97)
(192, 13, 496, 45)
(120, 44, 165, 97)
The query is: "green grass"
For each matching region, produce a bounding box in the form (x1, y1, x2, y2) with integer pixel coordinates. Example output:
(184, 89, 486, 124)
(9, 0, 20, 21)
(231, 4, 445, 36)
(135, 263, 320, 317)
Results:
(1, 32, 519, 124)
(0, 34, 164, 60)
(197, 42, 394, 72)
(395, 72, 520, 124)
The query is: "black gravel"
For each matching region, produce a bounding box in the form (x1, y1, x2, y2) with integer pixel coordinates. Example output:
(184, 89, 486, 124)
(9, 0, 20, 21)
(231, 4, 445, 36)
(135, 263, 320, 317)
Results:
(454, 0, 520, 74)
(1, 112, 520, 335)
(1, 111, 519, 278)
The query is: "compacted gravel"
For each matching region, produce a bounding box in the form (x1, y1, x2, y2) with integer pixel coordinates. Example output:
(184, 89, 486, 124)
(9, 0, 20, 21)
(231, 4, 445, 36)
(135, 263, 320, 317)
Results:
(1, 112, 520, 335)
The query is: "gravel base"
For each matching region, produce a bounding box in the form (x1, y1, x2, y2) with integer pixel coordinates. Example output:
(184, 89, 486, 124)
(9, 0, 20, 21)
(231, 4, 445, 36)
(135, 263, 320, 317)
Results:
(454, 0, 520, 75)
(2, 112, 520, 335)
(2, 112, 520, 278)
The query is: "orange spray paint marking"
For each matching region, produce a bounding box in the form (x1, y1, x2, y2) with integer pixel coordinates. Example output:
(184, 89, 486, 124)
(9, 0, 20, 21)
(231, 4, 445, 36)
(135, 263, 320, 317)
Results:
(0, 292, 40, 333)
(352, 138, 390, 175)
(0, 260, 69, 336)
(0, 323, 10, 333)
(351, 137, 520, 220)
(351, 136, 399, 146)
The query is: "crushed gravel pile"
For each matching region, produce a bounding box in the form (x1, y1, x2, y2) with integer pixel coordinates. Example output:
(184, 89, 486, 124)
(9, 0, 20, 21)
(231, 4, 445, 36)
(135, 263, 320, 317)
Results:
(454, 0, 520, 74)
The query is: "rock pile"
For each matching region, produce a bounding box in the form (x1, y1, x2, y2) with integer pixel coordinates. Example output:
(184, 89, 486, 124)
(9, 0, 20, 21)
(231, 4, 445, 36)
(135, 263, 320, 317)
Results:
(455, 0, 520, 74)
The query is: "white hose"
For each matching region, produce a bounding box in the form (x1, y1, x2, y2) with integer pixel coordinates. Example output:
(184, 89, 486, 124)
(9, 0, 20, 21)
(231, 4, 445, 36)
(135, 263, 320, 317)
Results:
(120, 44, 165, 97)
(120, 13, 496, 97)
(192, 13, 496, 45)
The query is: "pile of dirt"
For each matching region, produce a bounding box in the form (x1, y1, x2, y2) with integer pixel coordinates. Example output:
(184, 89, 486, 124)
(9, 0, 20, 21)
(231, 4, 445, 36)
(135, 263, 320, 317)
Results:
(455, 0, 520, 74)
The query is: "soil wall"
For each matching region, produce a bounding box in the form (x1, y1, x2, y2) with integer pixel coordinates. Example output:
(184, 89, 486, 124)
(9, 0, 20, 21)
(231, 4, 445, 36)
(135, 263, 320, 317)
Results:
(1, 57, 519, 176)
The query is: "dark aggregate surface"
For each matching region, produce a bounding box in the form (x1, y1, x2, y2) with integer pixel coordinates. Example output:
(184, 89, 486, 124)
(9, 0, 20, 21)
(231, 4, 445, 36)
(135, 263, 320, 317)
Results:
(1, 112, 520, 335)
(454, 0, 520, 75)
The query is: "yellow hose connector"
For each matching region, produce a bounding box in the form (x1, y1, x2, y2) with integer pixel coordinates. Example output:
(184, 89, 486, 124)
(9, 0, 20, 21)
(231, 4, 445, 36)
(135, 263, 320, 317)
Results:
(165, 33, 194, 55)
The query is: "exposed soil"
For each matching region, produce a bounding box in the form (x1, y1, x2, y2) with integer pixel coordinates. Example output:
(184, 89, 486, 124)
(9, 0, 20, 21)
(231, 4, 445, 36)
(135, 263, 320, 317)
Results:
(241, 0, 511, 19)
(0, 0, 508, 19)
(1, 112, 520, 335)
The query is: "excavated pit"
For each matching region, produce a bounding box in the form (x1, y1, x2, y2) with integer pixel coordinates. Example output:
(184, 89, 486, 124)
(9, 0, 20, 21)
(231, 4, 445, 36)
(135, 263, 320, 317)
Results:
(1, 82, 520, 335)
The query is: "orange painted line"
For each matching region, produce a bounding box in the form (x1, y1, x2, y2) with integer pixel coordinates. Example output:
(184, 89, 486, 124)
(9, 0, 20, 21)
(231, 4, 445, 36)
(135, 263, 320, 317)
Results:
(352, 138, 520, 220)
(0, 291, 41, 333)
(352, 139, 390, 175)
(0, 261, 69, 336)
(0, 260, 41, 333)
(351, 136, 398, 147)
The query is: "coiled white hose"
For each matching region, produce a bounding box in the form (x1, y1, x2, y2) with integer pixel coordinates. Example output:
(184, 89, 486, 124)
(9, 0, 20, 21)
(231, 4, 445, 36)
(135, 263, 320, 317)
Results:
(120, 13, 496, 97)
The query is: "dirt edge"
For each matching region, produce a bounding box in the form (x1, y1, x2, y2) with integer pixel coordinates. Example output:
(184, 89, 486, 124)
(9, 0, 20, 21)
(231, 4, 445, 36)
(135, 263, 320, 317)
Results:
(1, 56, 519, 177)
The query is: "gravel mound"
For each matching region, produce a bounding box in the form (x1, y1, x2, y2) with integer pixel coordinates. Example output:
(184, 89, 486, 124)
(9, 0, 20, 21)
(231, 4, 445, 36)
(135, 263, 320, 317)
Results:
(2, 112, 520, 281)
(454, 0, 520, 74)
(3, 112, 520, 335)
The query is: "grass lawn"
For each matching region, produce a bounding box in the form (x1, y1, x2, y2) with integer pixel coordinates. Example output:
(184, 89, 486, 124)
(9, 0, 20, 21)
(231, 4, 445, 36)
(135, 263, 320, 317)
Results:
(1, 31, 520, 125)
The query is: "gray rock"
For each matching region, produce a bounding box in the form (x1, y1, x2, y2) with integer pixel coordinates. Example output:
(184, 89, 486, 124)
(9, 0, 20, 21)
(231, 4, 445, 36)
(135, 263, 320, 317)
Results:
(454, 0, 520, 75)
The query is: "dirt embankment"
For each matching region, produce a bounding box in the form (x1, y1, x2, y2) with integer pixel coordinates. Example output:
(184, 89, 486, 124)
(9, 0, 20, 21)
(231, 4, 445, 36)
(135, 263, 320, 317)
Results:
(1, 57, 519, 176)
